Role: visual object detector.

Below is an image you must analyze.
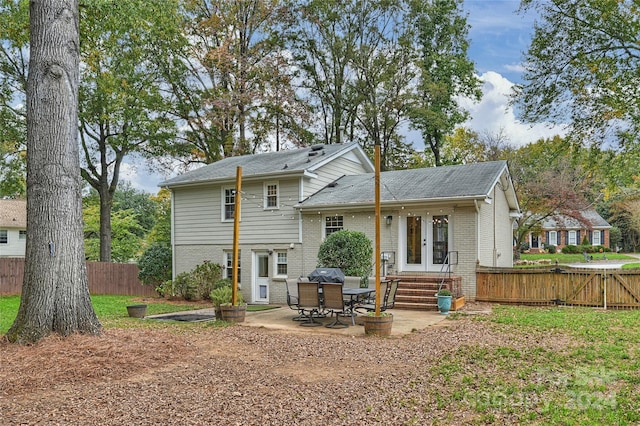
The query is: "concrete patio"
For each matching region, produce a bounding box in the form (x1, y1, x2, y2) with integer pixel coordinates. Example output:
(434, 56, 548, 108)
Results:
(149, 305, 450, 337)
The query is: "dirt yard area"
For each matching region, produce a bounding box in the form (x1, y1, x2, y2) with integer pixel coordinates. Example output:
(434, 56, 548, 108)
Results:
(0, 310, 570, 425)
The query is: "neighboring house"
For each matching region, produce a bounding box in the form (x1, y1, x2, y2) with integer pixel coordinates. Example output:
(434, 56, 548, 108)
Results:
(160, 143, 520, 303)
(526, 210, 611, 253)
(0, 199, 27, 257)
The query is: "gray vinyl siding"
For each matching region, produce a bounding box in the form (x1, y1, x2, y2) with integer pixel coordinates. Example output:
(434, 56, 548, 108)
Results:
(0, 228, 26, 257)
(303, 154, 369, 198)
(173, 178, 301, 246)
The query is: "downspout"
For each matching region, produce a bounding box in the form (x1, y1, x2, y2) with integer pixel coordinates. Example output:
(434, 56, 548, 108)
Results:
(474, 199, 480, 266)
(170, 189, 176, 280)
(493, 186, 497, 267)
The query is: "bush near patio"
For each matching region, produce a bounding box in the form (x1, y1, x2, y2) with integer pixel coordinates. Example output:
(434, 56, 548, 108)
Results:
(316, 230, 373, 280)
(137, 242, 172, 291)
(157, 261, 223, 301)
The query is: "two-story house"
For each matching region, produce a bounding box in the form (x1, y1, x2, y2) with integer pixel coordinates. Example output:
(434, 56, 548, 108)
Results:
(160, 142, 520, 304)
(0, 199, 27, 258)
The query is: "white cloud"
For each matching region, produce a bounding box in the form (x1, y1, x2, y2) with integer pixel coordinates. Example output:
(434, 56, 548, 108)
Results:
(460, 71, 568, 146)
(118, 162, 167, 195)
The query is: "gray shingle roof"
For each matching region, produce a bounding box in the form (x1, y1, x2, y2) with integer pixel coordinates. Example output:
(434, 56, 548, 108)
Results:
(298, 161, 509, 207)
(160, 142, 365, 187)
(541, 210, 611, 229)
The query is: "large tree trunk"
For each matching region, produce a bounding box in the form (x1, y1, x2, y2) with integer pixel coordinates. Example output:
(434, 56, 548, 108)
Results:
(7, 0, 101, 344)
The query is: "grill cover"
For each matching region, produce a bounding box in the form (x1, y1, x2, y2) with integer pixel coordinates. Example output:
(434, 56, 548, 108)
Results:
(307, 267, 345, 283)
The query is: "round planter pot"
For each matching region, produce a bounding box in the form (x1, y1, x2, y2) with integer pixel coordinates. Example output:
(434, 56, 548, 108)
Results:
(126, 304, 147, 318)
(363, 313, 393, 337)
(437, 295, 452, 315)
(220, 305, 247, 323)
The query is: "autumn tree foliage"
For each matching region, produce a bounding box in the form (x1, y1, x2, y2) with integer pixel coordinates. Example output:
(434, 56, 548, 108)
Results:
(509, 137, 596, 254)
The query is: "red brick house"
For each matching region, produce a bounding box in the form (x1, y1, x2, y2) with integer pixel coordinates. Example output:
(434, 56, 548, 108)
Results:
(527, 209, 611, 253)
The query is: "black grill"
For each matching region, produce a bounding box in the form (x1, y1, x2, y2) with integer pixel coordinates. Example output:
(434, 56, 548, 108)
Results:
(307, 267, 345, 284)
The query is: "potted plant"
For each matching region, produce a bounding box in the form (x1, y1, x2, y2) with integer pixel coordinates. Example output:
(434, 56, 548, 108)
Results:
(210, 285, 245, 322)
(126, 304, 147, 318)
(363, 311, 393, 336)
(436, 288, 453, 315)
(219, 301, 247, 323)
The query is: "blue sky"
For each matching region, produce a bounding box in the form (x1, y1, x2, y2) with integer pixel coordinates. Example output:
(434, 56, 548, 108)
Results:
(125, 1, 565, 193)
(465, 0, 533, 84)
(458, 0, 566, 147)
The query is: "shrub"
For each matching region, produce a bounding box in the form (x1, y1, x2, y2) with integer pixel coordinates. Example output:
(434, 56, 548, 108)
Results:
(210, 284, 244, 307)
(562, 245, 580, 254)
(544, 244, 557, 254)
(164, 261, 223, 301)
(317, 230, 373, 278)
(137, 242, 172, 291)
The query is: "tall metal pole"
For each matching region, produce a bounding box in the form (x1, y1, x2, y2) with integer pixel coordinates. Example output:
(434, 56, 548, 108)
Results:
(232, 166, 242, 306)
(374, 145, 381, 316)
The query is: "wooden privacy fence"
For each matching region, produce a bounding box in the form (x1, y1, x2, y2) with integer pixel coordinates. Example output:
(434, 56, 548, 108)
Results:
(477, 266, 640, 309)
(0, 258, 157, 297)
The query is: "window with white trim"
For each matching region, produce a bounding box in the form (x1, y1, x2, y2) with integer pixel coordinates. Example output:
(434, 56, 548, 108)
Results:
(0, 230, 7, 244)
(275, 251, 287, 276)
(592, 230, 601, 245)
(325, 216, 343, 237)
(224, 250, 241, 283)
(264, 182, 279, 209)
(568, 230, 577, 245)
(549, 231, 558, 246)
(223, 188, 236, 221)
(19, 230, 26, 240)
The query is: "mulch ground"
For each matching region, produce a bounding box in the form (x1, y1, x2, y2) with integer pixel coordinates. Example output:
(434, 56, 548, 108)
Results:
(0, 307, 572, 425)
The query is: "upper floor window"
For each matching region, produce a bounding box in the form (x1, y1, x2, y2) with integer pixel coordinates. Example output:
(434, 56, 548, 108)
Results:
(264, 182, 279, 209)
(19, 230, 26, 240)
(223, 188, 236, 221)
(0, 230, 7, 244)
(325, 216, 343, 237)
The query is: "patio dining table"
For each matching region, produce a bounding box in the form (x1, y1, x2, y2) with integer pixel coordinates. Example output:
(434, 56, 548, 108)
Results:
(333, 286, 375, 325)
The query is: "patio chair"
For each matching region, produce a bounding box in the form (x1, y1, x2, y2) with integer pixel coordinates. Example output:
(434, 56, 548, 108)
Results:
(343, 276, 362, 289)
(385, 279, 399, 309)
(354, 280, 389, 314)
(322, 283, 350, 328)
(286, 278, 305, 321)
(297, 281, 323, 327)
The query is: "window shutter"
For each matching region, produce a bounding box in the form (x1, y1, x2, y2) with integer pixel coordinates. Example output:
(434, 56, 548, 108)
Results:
(545, 231, 549, 245)
(588, 230, 592, 243)
(576, 230, 580, 243)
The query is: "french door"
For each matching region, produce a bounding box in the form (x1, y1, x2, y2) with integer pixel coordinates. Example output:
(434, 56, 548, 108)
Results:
(401, 214, 450, 271)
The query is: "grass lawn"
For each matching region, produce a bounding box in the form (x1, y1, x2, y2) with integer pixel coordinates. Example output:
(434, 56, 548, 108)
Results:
(519, 252, 634, 265)
(0, 295, 283, 334)
(441, 306, 640, 424)
(0, 295, 215, 334)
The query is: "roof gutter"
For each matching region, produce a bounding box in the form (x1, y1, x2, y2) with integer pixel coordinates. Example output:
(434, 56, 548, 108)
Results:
(296, 194, 489, 211)
(160, 169, 317, 189)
